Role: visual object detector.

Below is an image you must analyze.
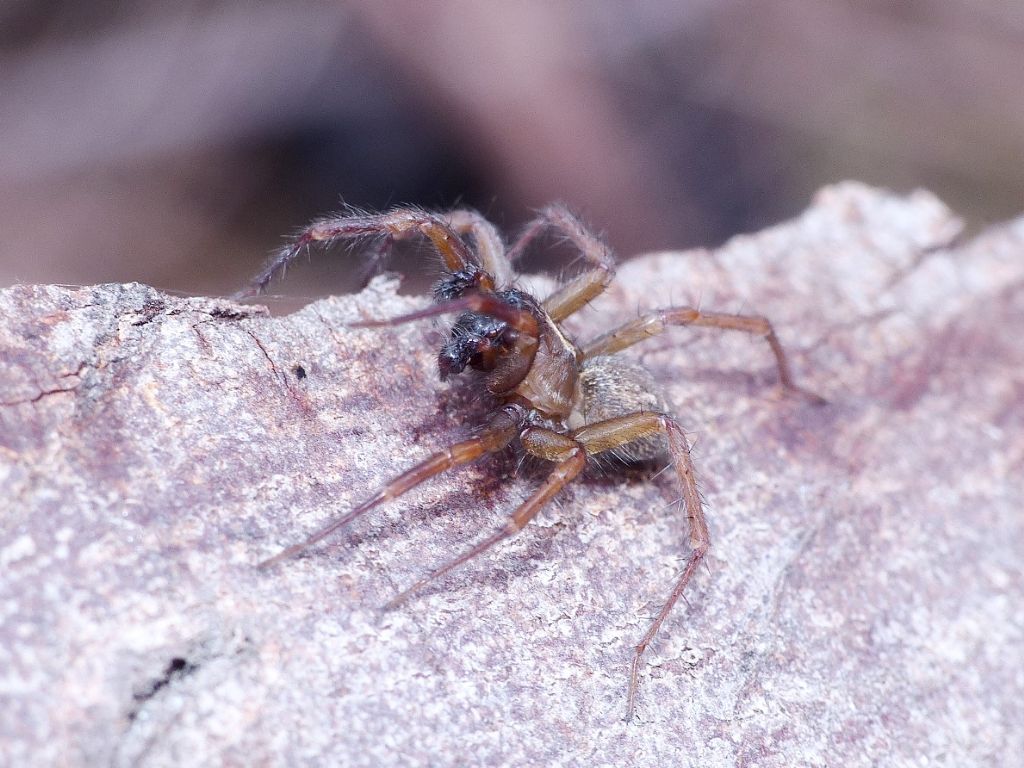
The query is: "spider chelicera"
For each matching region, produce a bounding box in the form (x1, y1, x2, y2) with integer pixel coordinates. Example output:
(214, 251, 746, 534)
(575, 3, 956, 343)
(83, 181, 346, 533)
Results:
(238, 204, 821, 720)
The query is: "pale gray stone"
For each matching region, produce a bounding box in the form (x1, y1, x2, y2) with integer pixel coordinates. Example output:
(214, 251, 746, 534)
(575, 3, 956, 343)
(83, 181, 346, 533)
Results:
(1, 183, 1021, 766)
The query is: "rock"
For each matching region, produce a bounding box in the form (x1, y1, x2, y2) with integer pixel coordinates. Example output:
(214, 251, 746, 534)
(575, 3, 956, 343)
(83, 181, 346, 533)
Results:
(2, 183, 1021, 766)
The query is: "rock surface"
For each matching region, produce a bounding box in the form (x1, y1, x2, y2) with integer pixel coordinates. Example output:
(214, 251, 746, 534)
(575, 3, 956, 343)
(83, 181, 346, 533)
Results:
(2, 183, 1022, 767)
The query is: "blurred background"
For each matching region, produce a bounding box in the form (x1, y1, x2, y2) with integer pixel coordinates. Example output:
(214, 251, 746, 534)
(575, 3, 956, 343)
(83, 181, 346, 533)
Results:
(2, 0, 1022, 299)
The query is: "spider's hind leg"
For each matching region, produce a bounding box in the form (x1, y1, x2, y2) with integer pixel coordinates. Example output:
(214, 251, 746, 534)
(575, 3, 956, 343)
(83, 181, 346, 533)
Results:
(567, 411, 707, 722)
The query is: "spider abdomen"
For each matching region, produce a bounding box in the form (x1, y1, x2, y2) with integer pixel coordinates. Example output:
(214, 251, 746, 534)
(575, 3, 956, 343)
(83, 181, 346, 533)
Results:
(569, 355, 670, 465)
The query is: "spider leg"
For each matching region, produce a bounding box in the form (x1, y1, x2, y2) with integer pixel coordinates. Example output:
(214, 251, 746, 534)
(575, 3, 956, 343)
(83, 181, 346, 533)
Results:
(506, 204, 616, 322)
(443, 209, 514, 289)
(384, 427, 586, 610)
(257, 405, 525, 570)
(568, 411, 706, 722)
(235, 207, 478, 299)
(581, 306, 825, 403)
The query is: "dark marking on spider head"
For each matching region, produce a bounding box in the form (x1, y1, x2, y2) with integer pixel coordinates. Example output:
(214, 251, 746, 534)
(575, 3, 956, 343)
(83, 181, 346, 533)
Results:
(439, 311, 516, 380)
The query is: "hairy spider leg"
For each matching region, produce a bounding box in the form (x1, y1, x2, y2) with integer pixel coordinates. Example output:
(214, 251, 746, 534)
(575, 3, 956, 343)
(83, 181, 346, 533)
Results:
(506, 204, 617, 323)
(443, 209, 514, 289)
(567, 412, 707, 722)
(349, 208, 512, 289)
(257, 405, 525, 570)
(235, 208, 479, 299)
(384, 427, 587, 611)
(581, 306, 827, 404)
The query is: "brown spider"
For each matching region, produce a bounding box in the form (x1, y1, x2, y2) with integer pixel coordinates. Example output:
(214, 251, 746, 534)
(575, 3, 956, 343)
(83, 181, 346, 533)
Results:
(239, 204, 821, 721)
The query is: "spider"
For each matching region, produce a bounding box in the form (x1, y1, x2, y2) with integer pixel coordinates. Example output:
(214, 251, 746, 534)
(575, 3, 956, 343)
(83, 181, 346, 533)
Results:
(238, 204, 821, 721)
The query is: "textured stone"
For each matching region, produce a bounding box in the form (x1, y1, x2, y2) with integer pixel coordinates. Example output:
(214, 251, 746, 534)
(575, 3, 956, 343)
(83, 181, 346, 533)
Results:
(1, 183, 1021, 766)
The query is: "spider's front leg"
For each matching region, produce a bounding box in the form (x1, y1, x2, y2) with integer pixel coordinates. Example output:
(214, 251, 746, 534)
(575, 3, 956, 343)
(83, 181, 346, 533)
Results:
(234, 207, 479, 299)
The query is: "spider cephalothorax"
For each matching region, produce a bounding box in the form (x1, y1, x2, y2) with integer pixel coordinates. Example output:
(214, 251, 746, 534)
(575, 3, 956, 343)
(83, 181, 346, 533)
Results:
(238, 204, 822, 721)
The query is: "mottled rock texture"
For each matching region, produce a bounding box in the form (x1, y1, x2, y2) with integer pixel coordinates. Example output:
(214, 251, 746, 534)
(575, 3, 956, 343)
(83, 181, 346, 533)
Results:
(2, 183, 1022, 767)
